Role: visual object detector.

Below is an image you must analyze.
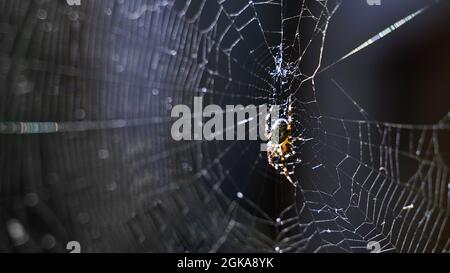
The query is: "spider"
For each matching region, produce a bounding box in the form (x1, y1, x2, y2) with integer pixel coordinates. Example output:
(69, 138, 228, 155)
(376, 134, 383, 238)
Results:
(265, 96, 301, 186)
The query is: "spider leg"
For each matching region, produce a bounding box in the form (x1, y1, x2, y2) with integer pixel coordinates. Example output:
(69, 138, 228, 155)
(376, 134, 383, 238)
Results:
(286, 97, 293, 134)
(265, 111, 271, 138)
(266, 97, 299, 188)
(268, 154, 274, 167)
(283, 165, 296, 187)
(267, 146, 277, 168)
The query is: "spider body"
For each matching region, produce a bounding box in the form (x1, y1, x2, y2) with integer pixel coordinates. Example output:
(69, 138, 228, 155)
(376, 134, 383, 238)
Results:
(265, 97, 299, 186)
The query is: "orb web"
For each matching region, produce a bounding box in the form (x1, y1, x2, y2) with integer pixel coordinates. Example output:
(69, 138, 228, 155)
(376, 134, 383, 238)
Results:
(0, 0, 448, 253)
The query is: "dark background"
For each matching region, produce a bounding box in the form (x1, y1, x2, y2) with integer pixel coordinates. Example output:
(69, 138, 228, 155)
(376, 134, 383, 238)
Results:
(0, 0, 448, 253)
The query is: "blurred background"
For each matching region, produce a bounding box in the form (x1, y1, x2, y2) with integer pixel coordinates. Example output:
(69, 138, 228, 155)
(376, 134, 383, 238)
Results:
(0, 0, 448, 253)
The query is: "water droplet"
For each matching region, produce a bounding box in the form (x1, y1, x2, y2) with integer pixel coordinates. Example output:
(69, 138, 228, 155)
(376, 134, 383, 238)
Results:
(7, 219, 29, 246)
(182, 162, 192, 171)
(36, 9, 47, 20)
(41, 234, 56, 249)
(14, 76, 33, 95)
(112, 53, 120, 62)
(75, 109, 86, 120)
(77, 212, 90, 225)
(43, 22, 53, 32)
(24, 193, 39, 207)
(115, 64, 125, 73)
(107, 182, 117, 192)
(104, 8, 112, 16)
(69, 11, 79, 21)
(98, 149, 110, 159)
